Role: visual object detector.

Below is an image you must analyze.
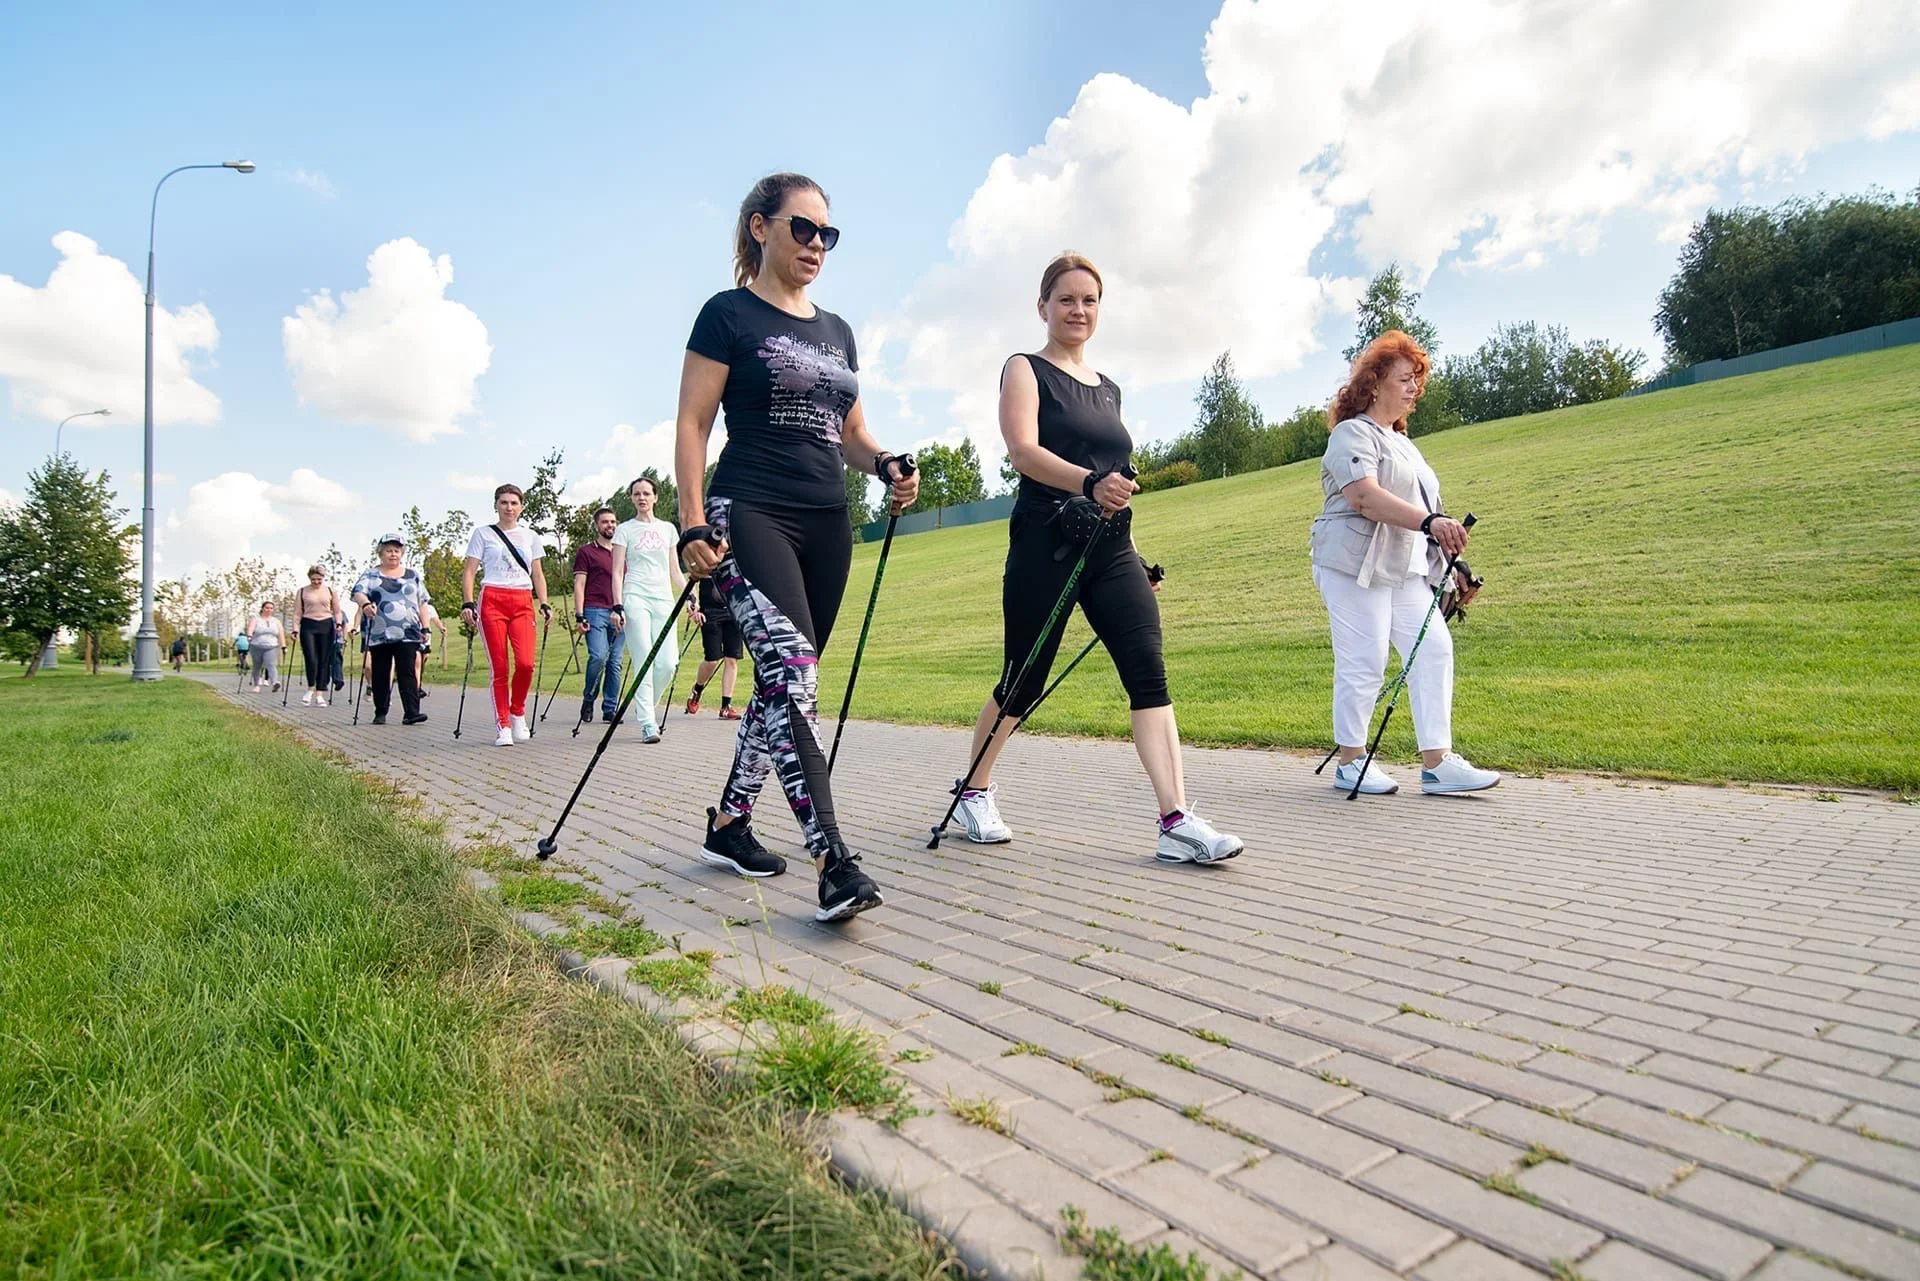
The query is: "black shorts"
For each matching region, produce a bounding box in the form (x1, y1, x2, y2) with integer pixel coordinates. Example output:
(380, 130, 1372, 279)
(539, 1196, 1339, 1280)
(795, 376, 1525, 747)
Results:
(701, 614, 743, 662)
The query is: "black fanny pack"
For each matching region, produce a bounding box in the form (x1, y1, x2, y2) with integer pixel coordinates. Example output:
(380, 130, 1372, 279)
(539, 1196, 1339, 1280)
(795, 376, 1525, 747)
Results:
(1051, 496, 1131, 561)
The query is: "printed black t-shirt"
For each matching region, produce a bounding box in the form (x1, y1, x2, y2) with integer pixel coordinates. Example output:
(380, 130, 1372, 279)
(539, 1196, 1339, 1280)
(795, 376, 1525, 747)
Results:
(1012, 353, 1134, 515)
(688, 288, 859, 510)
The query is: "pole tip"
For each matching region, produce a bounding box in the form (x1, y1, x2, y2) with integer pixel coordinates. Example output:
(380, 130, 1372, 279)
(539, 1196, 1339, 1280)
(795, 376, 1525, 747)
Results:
(926, 828, 943, 849)
(535, 837, 557, 860)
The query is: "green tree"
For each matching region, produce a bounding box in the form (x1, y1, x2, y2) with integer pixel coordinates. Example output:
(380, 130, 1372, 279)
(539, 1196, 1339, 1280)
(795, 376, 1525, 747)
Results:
(843, 466, 873, 531)
(1344, 264, 1440, 362)
(909, 439, 988, 525)
(998, 452, 1021, 496)
(1191, 351, 1264, 479)
(1657, 189, 1920, 366)
(1561, 339, 1647, 405)
(0, 456, 137, 675)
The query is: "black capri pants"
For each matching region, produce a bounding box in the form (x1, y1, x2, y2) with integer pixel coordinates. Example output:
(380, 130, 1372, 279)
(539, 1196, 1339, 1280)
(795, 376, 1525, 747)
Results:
(702, 613, 744, 662)
(993, 506, 1169, 718)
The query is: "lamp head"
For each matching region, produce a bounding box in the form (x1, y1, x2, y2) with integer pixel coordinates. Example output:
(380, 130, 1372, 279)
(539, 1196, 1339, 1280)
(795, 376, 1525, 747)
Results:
(225, 160, 256, 174)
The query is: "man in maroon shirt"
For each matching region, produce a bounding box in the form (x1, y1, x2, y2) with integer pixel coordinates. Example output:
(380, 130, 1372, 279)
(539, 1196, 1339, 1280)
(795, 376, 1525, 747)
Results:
(572, 506, 626, 722)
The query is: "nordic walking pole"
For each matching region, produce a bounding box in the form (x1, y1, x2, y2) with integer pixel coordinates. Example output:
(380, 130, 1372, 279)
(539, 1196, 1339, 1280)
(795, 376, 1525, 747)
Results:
(656, 625, 699, 737)
(828, 455, 917, 773)
(527, 603, 553, 738)
(929, 519, 1111, 849)
(452, 626, 476, 739)
(350, 630, 370, 726)
(1340, 513, 1476, 800)
(537, 613, 583, 722)
(537, 536, 716, 861)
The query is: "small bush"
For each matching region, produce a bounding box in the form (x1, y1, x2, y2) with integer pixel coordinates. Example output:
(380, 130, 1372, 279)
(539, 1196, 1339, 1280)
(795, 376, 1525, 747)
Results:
(1136, 460, 1201, 493)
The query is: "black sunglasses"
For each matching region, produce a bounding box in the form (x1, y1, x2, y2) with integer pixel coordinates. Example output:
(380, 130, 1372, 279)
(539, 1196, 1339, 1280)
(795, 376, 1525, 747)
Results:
(765, 214, 840, 252)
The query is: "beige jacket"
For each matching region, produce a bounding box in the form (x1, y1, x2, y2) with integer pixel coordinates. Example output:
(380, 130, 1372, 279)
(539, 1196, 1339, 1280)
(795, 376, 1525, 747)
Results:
(1309, 415, 1443, 589)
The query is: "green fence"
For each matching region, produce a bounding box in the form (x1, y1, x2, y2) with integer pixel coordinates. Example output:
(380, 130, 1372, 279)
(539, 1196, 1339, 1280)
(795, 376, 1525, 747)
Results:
(1629, 316, 1920, 396)
(857, 493, 1015, 543)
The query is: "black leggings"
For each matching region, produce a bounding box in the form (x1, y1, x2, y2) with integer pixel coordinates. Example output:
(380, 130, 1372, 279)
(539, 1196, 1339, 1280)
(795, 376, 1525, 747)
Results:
(299, 618, 336, 690)
(994, 507, 1169, 718)
(368, 643, 421, 718)
(707, 497, 852, 859)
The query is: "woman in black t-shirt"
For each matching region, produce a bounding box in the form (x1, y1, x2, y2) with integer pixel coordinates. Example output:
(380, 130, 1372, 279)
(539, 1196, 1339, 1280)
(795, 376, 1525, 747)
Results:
(674, 171, 918, 923)
(946, 253, 1244, 866)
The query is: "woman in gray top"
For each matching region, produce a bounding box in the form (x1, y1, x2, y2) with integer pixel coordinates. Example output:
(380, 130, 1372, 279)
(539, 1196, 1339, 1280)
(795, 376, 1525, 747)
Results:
(1310, 330, 1499, 797)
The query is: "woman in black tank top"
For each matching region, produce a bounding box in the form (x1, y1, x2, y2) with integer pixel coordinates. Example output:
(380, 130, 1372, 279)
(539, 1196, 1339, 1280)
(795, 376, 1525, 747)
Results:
(943, 254, 1244, 866)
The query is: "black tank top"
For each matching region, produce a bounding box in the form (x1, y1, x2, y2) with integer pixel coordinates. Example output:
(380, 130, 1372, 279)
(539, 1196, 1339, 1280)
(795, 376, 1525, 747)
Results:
(1012, 353, 1133, 514)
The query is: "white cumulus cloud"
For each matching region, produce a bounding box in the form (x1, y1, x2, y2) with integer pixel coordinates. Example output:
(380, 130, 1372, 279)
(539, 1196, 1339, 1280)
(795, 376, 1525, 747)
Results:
(282, 167, 338, 199)
(165, 467, 361, 568)
(282, 237, 492, 442)
(872, 0, 1920, 438)
(569, 418, 726, 509)
(0, 231, 221, 425)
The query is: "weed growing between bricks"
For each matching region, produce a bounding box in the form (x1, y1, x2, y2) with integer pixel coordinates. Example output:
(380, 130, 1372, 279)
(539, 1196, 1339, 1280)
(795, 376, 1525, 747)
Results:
(947, 1092, 1015, 1136)
(1059, 1207, 1227, 1281)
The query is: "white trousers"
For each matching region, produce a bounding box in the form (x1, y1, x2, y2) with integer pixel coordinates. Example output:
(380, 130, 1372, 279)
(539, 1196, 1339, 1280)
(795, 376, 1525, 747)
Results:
(1313, 565, 1453, 752)
(621, 591, 680, 726)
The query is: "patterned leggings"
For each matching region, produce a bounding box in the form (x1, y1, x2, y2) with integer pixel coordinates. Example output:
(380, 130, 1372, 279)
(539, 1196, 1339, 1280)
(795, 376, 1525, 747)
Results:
(706, 497, 851, 860)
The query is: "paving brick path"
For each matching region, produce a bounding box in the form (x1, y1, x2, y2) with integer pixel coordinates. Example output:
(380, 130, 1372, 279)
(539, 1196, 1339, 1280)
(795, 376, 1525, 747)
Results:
(202, 676, 1920, 1280)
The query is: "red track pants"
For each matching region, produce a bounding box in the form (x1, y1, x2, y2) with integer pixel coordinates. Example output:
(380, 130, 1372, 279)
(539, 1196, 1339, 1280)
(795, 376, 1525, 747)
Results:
(480, 586, 536, 726)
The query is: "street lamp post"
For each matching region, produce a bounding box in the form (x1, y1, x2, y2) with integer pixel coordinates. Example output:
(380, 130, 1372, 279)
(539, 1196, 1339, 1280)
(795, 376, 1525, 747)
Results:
(55, 408, 110, 456)
(131, 160, 253, 682)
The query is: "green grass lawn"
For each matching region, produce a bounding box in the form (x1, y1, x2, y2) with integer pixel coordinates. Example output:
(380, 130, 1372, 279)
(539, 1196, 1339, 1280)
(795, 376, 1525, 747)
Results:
(401, 346, 1918, 791)
(0, 670, 954, 1278)
(813, 345, 1918, 791)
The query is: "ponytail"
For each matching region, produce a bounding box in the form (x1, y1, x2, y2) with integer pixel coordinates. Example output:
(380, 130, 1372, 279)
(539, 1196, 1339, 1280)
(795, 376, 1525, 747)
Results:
(733, 172, 827, 286)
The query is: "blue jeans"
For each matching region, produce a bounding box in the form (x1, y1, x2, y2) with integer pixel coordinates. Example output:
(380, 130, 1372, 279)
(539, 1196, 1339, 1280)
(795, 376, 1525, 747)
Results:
(581, 607, 625, 714)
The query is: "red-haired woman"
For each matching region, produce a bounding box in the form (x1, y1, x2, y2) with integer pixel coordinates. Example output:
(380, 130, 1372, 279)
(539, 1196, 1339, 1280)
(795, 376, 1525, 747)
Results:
(675, 171, 917, 922)
(945, 253, 1242, 865)
(1311, 330, 1499, 796)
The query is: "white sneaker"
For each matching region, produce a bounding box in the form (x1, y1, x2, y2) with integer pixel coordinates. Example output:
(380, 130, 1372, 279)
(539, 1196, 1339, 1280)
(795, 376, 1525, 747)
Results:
(1422, 752, 1500, 795)
(954, 782, 1013, 843)
(1156, 810, 1243, 864)
(301, 691, 313, 705)
(511, 714, 530, 742)
(315, 694, 327, 707)
(1332, 756, 1399, 795)
(494, 725, 515, 747)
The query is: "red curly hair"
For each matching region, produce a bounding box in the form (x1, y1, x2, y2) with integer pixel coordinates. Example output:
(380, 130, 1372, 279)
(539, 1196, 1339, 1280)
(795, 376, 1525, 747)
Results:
(1329, 330, 1430, 434)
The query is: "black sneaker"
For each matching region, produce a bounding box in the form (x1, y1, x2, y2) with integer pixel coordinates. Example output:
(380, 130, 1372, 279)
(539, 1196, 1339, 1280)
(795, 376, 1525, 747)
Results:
(816, 839, 883, 923)
(371, 713, 388, 725)
(403, 712, 429, 725)
(698, 807, 786, 878)
(580, 699, 594, 724)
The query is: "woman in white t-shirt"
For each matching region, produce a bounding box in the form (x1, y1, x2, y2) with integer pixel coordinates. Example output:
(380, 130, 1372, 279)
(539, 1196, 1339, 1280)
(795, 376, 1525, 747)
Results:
(611, 475, 697, 743)
(1310, 330, 1498, 797)
(459, 484, 553, 747)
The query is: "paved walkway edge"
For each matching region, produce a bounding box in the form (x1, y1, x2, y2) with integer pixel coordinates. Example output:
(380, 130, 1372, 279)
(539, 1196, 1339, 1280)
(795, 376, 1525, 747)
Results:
(472, 870, 1079, 1281)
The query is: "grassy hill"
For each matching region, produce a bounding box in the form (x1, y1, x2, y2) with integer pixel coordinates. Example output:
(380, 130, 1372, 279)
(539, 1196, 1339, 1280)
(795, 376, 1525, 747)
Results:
(423, 345, 1918, 791)
(816, 345, 1919, 791)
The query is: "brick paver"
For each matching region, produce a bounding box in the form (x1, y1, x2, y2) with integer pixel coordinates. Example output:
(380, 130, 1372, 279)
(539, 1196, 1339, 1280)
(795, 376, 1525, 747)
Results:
(201, 676, 1920, 1280)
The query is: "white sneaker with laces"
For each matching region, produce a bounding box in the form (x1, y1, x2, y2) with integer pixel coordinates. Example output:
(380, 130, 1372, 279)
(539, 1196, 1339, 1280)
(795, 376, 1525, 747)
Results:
(511, 714, 530, 742)
(955, 783, 1013, 843)
(301, 691, 313, 705)
(1156, 810, 1243, 864)
(1331, 756, 1399, 795)
(494, 725, 515, 747)
(1421, 752, 1500, 795)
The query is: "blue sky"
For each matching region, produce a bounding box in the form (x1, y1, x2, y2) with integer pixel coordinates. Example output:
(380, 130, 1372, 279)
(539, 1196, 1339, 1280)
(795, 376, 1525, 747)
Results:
(3, 0, 1916, 585)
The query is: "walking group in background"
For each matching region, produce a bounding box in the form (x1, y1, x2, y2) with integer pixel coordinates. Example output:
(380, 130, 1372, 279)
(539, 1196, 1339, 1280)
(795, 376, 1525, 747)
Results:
(254, 169, 1500, 927)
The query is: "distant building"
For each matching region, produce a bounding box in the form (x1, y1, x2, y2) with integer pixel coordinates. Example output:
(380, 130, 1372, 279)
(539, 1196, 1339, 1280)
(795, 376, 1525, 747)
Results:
(204, 608, 232, 640)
